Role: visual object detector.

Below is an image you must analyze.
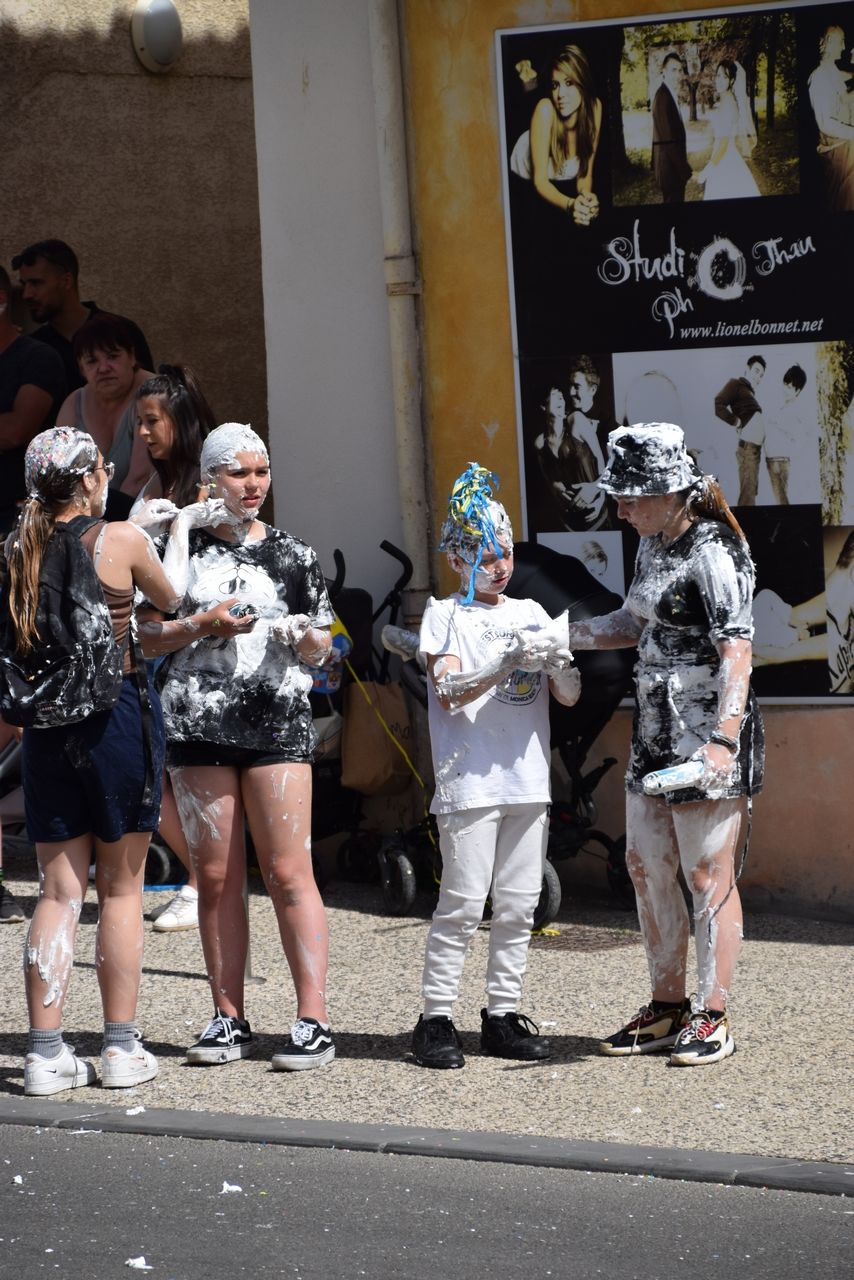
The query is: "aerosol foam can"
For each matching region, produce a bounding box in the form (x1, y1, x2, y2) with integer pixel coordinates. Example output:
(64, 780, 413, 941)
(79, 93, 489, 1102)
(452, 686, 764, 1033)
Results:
(641, 759, 705, 796)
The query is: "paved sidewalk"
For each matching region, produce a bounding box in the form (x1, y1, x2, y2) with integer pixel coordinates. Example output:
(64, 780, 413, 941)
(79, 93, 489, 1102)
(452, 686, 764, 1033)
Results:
(1, 837, 852, 1194)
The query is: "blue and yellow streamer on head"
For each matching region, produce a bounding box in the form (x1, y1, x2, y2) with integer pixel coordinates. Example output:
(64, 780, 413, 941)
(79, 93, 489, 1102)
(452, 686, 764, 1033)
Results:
(439, 462, 513, 604)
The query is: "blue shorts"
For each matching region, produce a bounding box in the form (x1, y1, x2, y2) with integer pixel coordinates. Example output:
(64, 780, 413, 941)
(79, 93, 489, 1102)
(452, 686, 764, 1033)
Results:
(22, 675, 166, 844)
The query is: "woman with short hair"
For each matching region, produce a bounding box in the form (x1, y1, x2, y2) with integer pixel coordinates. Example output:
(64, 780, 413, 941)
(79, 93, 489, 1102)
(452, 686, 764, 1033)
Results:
(56, 313, 155, 514)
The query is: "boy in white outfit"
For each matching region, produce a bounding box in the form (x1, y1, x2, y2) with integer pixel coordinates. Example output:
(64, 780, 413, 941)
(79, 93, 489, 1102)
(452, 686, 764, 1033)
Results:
(411, 463, 580, 1069)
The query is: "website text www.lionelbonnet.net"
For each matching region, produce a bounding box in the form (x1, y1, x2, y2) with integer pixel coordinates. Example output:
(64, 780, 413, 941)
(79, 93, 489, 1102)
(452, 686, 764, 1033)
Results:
(678, 315, 825, 341)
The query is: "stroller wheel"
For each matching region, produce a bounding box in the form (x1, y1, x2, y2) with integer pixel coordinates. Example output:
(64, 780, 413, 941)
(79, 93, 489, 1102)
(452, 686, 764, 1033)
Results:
(337, 831, 381, 882)
(378, 841, 417, 916)
(532, 859, 562, 931)
(144, 836, 177, 887)
(605, 834, 635, 909)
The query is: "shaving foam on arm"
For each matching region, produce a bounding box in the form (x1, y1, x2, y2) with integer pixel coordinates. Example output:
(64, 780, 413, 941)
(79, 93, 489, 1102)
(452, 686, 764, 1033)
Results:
(519, 607, 643, 658)
(429, 638, 524, 714)
(714, 637, 752, 737)
(158, 500, 229, 600)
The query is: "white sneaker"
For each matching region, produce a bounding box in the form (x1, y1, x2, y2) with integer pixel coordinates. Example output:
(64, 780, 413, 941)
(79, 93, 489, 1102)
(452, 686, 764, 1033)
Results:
(24, 1043, 96, 1097)
(152, 885, 199, 932)
(101, 1044, 159, 1088)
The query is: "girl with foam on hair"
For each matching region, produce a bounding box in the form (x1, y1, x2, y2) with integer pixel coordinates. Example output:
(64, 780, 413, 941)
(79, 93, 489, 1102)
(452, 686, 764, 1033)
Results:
(510, 43, 602, 225)
(410, 463, 581, 1070)
(519, 424, 764, 1066)
(10, 426, 188, 1096)
(140, 423, 337, 1071)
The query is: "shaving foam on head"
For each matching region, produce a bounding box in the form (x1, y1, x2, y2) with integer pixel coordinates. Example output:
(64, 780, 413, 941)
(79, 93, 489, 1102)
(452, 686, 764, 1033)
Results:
(25, 427, 99, 502)
(598, 422, 701, 497)
(200, 423, 268, 480)
(439, 463, 513, 603)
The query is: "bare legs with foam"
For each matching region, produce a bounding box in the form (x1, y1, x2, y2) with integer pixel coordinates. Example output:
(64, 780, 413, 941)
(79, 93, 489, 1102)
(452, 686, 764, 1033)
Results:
(25, 831, 151, 1028)
(171, 762, 328, 1023)
(626, 792, 745, 1010)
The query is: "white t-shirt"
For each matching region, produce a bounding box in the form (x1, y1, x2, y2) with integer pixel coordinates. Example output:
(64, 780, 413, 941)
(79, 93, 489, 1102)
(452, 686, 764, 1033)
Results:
(763, 396, 803, 458)
(419, 593, 553, 815)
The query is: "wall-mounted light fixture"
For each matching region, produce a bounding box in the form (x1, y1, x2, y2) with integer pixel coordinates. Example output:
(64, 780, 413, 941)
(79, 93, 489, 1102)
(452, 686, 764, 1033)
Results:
(131, 0, 183, 74)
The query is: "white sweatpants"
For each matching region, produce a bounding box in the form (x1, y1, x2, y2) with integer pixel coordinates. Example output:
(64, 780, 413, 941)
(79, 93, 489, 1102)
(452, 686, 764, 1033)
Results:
(421, 803, 548, 1019)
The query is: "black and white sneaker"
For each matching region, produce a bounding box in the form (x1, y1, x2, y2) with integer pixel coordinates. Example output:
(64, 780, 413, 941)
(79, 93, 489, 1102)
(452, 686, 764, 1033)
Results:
(186, 1009, 254, 1065)
(271, 1018, 335, 1071)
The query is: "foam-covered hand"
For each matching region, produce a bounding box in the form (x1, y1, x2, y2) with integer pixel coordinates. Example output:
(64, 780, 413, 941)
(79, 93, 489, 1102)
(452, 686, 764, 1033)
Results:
(549, 664, 581, 706)
(174, 499, 235, 531)
(129, 499, 180, 530)
(516, 611, 570, 669)
(269, 613, 312, 648)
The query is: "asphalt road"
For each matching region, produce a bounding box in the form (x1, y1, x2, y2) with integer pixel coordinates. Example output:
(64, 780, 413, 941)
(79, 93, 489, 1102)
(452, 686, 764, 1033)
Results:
(2, 1126, 851, 1280)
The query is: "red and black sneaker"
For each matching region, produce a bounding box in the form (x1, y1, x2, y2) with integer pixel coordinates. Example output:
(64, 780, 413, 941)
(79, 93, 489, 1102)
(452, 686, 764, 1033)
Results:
(599, 1000, 690, 1056)
(670, 1010, 735, 1066)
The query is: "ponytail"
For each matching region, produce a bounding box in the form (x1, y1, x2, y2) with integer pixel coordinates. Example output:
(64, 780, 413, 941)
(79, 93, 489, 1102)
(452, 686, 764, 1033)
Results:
(6, 500, 56, 654)
(687, 476, 746, 541)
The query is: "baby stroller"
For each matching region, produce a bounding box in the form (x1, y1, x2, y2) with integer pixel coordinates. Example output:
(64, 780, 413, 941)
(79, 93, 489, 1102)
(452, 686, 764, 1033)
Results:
(309, 541, 422, 881)
(376, 540, 636, 927)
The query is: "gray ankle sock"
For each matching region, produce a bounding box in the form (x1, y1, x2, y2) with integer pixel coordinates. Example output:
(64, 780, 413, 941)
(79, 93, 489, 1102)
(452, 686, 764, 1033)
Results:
(103, 1021, 137, 1053)
(28, 1028, 63, 1059)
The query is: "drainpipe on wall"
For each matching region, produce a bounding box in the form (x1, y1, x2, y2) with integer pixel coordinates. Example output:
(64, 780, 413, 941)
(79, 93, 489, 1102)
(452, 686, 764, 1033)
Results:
(368, 0, 432, 624)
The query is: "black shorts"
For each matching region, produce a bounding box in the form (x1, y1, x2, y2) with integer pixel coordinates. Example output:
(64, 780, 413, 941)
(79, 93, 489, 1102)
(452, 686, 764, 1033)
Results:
(23, 675, 165, 844)
(166, 741, 311, 770)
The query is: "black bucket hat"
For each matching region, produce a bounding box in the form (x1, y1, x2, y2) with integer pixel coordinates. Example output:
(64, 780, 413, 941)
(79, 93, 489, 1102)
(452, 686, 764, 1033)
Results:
(597, 423, 701, 497)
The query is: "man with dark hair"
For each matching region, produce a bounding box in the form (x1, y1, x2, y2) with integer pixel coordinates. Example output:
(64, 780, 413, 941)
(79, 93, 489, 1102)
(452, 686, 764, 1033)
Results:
(763, 364, 807, 505)
(714, 353, 766, 506)
(561, 356, 610, 531)
(0, 263, 66, 534)
(652, 53, 692, 203)
(12, 239, 152, 391)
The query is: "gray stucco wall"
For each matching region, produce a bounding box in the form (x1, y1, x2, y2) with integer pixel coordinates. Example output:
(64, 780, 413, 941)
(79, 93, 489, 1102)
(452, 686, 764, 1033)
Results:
(0, 1, 267, 445)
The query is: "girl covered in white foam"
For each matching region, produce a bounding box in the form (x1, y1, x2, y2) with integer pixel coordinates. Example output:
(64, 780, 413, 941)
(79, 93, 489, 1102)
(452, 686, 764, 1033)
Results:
(11, 427, 186, 1096)
(520, 423, 764, 1066)
(140, 423, 337, 1071)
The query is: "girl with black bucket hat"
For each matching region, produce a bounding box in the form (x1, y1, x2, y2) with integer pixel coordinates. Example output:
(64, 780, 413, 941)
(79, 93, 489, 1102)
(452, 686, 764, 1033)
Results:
(520, 422, 764, 1065)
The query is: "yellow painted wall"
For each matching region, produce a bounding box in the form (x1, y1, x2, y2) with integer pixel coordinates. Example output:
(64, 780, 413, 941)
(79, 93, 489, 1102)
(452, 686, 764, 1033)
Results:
(401, 0, 853, 917)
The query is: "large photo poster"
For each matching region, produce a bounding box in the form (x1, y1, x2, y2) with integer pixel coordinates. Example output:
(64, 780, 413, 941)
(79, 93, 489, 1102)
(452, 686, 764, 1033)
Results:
(496, 0, 854, 701)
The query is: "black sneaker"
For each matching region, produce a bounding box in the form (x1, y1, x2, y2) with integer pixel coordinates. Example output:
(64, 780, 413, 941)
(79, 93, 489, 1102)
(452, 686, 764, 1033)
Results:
(599, 1000, 690, 1056)
(480, 1009, 552, 1060)
(670, 1010, 735, 1066)
(411, 1015, 464, 1069)
(271, 1018, 335, 1071)
(0, 882, 25, 923)
(186, 1009, 254, 1065)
